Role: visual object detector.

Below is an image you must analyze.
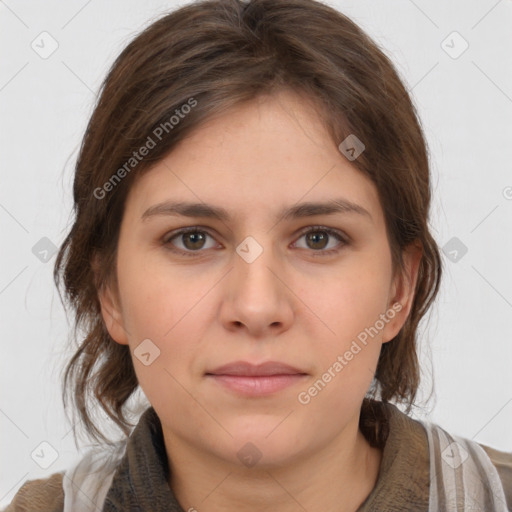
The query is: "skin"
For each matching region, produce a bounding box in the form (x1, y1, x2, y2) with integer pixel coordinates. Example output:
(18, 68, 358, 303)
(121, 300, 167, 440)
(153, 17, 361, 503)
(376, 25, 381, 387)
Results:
(98, 88, 422, 512)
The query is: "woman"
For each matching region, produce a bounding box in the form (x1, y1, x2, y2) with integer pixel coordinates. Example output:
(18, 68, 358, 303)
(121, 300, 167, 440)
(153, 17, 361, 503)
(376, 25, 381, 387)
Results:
(4, 0, 511, 511)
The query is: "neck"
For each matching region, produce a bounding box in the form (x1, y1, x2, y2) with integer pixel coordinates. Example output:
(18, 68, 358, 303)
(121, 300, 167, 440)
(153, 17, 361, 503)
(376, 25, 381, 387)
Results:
(165, 418, 382, 512)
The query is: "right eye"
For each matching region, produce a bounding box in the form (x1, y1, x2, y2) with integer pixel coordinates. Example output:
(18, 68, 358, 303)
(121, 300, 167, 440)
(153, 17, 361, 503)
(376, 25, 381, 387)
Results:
(163, 227, 221, 256)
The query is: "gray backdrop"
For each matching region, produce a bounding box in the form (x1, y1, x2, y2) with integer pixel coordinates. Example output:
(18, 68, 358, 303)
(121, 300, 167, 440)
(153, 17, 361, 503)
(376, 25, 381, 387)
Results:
(1, 0, 511, 506)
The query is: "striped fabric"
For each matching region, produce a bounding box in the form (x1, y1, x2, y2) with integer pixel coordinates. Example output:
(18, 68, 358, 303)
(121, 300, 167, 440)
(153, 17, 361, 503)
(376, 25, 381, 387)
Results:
(421, 420, 508, 512)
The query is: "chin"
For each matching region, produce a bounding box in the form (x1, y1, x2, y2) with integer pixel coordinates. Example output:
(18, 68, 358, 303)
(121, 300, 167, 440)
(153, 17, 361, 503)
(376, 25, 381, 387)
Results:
(222, 423, 302, 461)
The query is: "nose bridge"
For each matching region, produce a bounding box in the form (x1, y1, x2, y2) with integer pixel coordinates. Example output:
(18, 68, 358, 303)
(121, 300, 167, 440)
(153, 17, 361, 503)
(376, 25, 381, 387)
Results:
(234, 233, 281, 298)
(220, 232, 293, 334)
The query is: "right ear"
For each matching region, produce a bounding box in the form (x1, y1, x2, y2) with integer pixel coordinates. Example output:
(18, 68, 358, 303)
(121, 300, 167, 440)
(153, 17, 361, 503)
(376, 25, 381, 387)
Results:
(92, 253, 129, 346)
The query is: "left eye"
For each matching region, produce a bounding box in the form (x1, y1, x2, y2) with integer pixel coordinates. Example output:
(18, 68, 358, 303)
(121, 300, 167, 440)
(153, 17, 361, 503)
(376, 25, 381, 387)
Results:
(163, 226, 347, 256)
(293, 227, 347, 253)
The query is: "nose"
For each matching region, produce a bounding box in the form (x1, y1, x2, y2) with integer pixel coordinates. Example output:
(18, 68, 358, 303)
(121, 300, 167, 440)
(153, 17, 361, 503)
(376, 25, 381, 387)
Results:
(218, 237, 294, 338)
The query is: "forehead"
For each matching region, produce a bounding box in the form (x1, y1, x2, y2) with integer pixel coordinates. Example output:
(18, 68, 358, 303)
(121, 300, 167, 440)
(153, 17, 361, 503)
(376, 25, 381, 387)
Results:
(123, 90, 383, 226)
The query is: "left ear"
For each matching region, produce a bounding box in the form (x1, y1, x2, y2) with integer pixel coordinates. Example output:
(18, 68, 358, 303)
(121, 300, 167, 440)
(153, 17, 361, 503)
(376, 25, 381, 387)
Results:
(381, 241, 423, 343)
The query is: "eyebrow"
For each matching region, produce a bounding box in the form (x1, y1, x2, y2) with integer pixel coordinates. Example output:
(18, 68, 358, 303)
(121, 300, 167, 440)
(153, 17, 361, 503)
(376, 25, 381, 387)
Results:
(141, 198, 372, 223)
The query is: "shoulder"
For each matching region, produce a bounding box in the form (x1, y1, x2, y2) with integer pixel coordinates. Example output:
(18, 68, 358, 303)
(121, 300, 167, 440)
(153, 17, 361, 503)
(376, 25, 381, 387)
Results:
(2, 440, 126, 512)
(2, 471, 65, 512)
(421, 418, 512, 512)
(480, 442, 512, 511)
(374, 402, 512, 511)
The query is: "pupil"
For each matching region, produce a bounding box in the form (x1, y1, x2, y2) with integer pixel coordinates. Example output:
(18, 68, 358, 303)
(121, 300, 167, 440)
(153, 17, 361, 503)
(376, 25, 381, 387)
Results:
(185, 232, 205, 249)
(308, 231, 327, 249)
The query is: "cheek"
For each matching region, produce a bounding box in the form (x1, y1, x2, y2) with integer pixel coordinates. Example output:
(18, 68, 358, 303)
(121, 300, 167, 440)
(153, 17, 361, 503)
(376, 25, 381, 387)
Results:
(119, 270, 204, 417)
(117, 246, 202, 339)
(320, 258, 392, 340)
(116, 252, 217, 387)
(302, 256, 391, 394)
(298, 278, 386, 415)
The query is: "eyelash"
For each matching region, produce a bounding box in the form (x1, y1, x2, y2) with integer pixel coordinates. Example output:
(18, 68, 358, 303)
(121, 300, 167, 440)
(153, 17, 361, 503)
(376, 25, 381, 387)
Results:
(162, 225, 349, 258)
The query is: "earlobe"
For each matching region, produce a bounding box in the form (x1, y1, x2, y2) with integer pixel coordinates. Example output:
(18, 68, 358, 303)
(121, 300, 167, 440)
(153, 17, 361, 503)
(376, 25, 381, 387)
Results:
(382, 242, 423, 343)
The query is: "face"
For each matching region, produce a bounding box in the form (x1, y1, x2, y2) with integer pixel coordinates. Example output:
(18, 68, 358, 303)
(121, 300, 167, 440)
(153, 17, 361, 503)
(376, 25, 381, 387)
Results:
(99, 89, 420, 469)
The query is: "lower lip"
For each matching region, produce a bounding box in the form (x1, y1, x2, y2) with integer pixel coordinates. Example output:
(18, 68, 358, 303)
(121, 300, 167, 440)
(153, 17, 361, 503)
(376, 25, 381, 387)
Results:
(206, 374, 307, 396)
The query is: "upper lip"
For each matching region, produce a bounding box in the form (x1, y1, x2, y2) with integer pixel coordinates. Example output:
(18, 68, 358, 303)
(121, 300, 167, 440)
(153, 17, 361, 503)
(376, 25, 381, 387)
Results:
(206, 361, 307, 376)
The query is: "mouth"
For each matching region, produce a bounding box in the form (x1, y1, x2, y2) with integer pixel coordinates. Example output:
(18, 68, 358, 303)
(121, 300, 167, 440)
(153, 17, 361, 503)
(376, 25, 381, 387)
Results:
(205, 360, 308, 396)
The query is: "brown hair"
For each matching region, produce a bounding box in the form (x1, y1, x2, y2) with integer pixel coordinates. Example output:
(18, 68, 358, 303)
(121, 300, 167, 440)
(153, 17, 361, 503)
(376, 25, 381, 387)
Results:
(54, 0, 442, 447)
